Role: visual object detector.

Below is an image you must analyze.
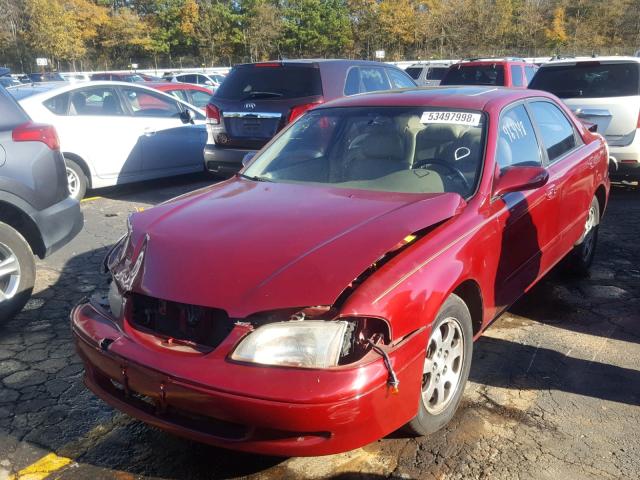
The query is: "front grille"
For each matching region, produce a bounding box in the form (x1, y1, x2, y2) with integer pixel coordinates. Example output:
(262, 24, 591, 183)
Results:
(101, 375, 250, 440)
(130, 294, 233, 349)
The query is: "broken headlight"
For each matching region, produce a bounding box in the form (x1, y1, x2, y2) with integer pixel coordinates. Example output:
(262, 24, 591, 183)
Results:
(230, 320, 348, 368)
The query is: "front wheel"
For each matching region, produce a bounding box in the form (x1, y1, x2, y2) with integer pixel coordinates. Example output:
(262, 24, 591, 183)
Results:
(65, 158, 87, 201)
(405, 293, 474, 436)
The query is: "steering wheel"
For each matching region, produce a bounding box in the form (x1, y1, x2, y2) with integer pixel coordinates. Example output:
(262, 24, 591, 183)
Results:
(413, 159, 471, 192)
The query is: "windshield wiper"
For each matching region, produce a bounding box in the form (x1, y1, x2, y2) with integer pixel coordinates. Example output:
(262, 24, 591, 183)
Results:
(238, 173, 273, 182)
(240, 91, 284, 100)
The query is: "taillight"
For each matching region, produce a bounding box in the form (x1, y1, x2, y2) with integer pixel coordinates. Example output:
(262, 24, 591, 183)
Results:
(254, 62, 281, 68)
(288, 100, 323, 124)
(206, 104, 220, 125)
(12, 122, 60, 150)
(637, 109, 640, 129)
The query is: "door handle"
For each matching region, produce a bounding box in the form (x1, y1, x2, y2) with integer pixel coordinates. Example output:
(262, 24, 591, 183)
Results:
(143, 128, 156, 136)
(546, 184, 558, 199)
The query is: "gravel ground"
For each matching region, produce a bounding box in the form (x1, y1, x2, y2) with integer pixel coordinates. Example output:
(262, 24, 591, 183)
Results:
(0, 175, 638, 480)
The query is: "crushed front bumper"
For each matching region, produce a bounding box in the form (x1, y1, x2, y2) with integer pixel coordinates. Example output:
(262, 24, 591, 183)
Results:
(71, 301, 426, 456)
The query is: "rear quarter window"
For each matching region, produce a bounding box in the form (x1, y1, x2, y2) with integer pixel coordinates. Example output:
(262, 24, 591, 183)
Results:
(530, 62, 640, 98)
(215, 65, 322, 100)
(405, 67, 423, 80)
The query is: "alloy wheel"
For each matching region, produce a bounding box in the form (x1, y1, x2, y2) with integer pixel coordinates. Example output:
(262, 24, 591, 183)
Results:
(67, 166, 80, 199)
(422, 317, 465, 415)
(0, 242, 21, 303)
(581, 202, 598, 261)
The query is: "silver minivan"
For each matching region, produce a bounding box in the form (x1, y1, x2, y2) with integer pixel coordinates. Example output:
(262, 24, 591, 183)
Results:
(530, 57, 640, 180)
(404, 62, 452, 86)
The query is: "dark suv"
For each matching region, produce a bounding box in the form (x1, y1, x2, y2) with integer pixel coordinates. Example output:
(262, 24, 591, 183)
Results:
(204, 59, 416, 174)
(440, 58, 538, 88)
(0, 86, 83, 320)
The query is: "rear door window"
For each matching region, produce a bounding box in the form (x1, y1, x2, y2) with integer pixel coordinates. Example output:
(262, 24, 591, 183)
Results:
(121, 87, 182, 118)
(528, 101, 578, 162)
(386, 68, 416, 89)
(529, 62, 640, 98)
(497, 104, 541, 173)
(215, 64, 322, 100)
(510, 65, 524, 87)
(426, 67, 448, 80)
(359, 67, 391, 92)
(68, 87, 123, 116)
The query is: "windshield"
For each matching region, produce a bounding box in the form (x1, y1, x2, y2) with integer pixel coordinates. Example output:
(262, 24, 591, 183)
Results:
(441, 65, 505, 86)
(244, 107, 486, 197)
(529, 62, 640, 98)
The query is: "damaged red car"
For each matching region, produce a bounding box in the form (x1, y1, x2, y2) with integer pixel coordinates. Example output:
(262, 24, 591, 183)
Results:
(72, 87, 610, 456)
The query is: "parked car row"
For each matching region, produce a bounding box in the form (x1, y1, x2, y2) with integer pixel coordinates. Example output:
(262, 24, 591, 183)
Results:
(0, 53, 624, 458)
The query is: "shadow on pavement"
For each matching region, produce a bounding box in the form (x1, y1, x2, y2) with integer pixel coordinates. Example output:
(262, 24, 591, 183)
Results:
(87, 172, 219, 205)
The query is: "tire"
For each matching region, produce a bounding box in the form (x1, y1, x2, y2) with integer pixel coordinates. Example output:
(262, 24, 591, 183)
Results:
(0, 223, 36, 322)
(405, 293, 474, 436)
(65, 158, 87, 201)
(565, 196, 600, 277)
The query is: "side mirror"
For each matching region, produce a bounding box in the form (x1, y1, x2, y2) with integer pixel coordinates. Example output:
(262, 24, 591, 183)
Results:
(242, 151, 256, 167)
(204, 80, 214, 86)
(180, 109, 195, 125)
(494, 166, 549, 197)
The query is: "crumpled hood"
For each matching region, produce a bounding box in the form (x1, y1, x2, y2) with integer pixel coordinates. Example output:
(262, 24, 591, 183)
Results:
(123, 178, 465, 318)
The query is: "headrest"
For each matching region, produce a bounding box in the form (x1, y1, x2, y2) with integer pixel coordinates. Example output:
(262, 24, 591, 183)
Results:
(417, 124, 461, 144)
(360, 132, 404, 159)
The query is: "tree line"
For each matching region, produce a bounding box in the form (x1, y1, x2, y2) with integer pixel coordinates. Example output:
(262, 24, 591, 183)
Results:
(1, 0, 639, 73)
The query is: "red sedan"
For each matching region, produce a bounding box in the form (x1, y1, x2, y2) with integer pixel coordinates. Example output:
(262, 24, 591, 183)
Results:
(72, 87, 609, 456)
(144, 81, 213, 109)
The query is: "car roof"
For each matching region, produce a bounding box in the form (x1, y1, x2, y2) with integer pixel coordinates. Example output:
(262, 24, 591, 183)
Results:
(8, 82, 68, 100)
(233, 59, 396, 68)
(10, 80, 189, 99)
(452, 59, 531, 67)
(540, 56, 640, 66)
(144, 81, 211, 92)
(316, 86, 552, 112)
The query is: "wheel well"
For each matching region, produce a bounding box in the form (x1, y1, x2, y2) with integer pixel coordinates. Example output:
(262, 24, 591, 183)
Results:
(453, 280, 483, 336)
(595, 185, 606, 220)
(0, 201, 45, 258)
(62, 152, 92, 188)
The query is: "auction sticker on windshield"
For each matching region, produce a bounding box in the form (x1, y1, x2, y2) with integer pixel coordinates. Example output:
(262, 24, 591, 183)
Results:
(421, 111, 481, 126)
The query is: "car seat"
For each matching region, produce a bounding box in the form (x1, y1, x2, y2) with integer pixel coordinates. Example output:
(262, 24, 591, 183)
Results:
(102, 94, 121, 115)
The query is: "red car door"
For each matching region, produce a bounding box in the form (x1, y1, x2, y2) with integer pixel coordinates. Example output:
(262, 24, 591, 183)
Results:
(528, 100, 593, 257)
(489, 103, 559, 311)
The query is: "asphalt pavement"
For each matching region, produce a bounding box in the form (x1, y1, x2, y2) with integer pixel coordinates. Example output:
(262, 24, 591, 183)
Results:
(0, 174, 638, 480)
